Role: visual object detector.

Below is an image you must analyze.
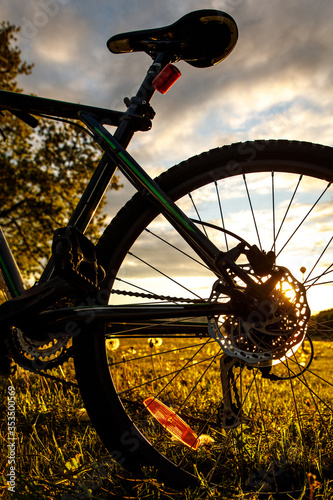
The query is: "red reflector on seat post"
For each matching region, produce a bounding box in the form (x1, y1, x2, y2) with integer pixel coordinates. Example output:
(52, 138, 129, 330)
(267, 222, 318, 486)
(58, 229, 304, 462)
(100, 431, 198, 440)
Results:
(152, 64, 181, 94)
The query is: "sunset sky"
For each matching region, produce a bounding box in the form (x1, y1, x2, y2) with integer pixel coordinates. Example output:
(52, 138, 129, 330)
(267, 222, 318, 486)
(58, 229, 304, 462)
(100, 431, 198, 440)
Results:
(2, 0, 333, 312)
(3, 0, 333, 210)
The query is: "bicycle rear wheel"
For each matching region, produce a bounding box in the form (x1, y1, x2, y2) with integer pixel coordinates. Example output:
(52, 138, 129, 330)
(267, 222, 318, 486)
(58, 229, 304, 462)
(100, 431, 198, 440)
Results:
(73, 140, 333, 494)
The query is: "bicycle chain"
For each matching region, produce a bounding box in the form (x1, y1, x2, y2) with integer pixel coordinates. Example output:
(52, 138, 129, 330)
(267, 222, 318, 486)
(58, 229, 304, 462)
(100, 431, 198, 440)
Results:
(110, 287, 203, 303)
(9, 281, 203, 385)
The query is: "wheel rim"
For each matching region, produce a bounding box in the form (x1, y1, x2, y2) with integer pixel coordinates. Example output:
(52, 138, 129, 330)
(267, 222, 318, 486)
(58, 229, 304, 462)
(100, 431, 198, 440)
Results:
(95, 147, 333, 494)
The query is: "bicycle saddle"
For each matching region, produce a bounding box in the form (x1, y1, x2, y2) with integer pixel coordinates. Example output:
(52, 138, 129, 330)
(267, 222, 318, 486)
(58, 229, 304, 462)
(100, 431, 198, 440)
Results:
(107, 10, 238, 68)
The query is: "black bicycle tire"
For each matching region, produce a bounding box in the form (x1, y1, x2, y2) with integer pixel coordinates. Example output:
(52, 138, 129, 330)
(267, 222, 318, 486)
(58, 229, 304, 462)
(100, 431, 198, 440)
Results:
(73, 139, 333, 488)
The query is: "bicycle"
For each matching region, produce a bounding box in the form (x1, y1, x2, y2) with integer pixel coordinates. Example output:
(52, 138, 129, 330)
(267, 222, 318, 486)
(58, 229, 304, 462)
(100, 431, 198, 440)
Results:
(0, 8, 332, 495)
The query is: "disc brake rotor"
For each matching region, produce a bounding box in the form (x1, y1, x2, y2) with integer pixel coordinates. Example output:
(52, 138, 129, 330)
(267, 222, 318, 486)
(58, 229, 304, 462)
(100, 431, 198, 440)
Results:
(208, 267, 310, 366)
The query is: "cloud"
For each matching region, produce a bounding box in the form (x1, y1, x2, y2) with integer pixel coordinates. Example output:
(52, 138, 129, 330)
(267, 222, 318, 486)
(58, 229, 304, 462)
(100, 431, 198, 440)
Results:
(32, 11, 91, 65)
(2, 0, 332, 314)
(5, 0, 333, 149)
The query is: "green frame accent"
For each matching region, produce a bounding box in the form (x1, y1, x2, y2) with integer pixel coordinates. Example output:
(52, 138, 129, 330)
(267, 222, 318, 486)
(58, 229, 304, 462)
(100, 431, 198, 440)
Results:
(94, 127, 196, 233)
(0, 255, 19, 297)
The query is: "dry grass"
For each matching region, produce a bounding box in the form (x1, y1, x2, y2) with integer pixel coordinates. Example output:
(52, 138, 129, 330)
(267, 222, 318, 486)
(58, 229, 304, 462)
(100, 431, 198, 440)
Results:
(1, 339, 333, 498)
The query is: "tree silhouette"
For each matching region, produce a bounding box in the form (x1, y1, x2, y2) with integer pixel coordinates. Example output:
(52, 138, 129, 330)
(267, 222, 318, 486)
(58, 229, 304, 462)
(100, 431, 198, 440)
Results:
(0, 22, 122, 278)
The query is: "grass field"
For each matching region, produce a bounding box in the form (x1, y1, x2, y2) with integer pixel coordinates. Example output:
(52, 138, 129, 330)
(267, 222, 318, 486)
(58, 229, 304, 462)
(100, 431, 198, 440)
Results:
(1, 338, 333, 499)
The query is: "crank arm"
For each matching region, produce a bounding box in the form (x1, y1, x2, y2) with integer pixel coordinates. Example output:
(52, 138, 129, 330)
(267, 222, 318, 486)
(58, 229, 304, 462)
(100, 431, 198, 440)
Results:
(0, 277, 72, 326)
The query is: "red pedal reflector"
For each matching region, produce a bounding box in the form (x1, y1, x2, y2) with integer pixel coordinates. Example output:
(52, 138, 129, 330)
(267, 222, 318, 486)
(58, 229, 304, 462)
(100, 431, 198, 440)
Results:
(152, 64, 181, 94)
(143, 397, 199, 450)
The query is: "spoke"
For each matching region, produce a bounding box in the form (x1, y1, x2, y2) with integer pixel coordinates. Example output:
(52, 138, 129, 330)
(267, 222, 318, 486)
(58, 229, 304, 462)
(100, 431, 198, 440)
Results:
(151, 350, 223, 459)
(252, 370, 283, 487)
(273, 174, 302, 248)
(271, 171, 276, 257)
(254, 371, 269, 441)
(286, 358, 307, 456)
(144, 227, 209, 270)
(304, 236, 333, 287)
(127, 251, 203, 300)
(205, 364, 256, 482)
(108, 338, 215, 367)
(243, 174, 262, 250)
(188, 192, 208, 237)
(277, 182, 331, 257)
(281, 356, 333, 410)
(206, 433, 233, 483)
(308, 318, 333, 340)
(306, 278, 333, 288)
(176, 348, 222, 415)
(215, 180, 229, 251)
(305, 263, 333, 291)
(291, 350, 330, 432)
(128, 339, 213, 421)
(297, 366, 333, 393)
(118, 340, 212, 396)
(235, 365, 257, 476)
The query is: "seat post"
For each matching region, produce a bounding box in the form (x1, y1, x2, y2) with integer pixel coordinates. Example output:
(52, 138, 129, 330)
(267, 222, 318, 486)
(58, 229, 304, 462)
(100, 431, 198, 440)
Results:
(113, 51, 173, 149)
(39, 51, 173, 284)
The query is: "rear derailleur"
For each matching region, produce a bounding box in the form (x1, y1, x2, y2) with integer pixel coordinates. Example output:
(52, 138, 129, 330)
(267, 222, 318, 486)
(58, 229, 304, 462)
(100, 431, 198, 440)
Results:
(217, 354, 247, 429)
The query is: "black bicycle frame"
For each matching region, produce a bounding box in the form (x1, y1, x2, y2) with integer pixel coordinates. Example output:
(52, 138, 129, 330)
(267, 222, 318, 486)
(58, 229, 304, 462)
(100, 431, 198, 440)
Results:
(0, 51, 254, 328)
